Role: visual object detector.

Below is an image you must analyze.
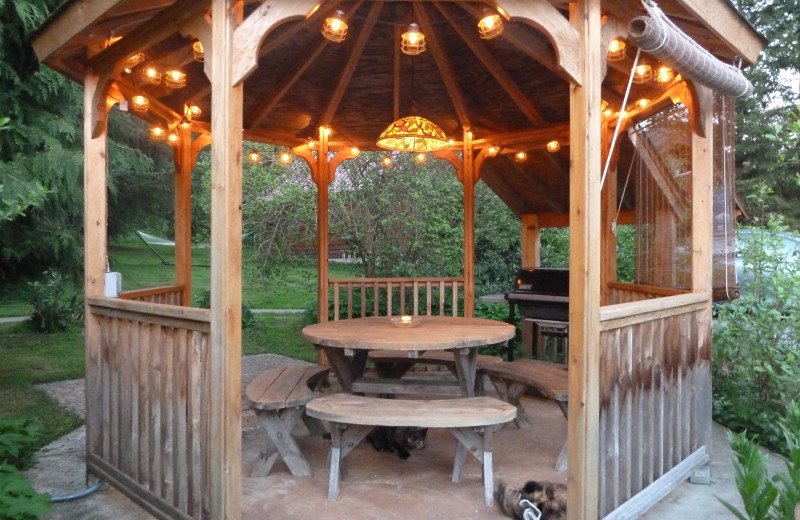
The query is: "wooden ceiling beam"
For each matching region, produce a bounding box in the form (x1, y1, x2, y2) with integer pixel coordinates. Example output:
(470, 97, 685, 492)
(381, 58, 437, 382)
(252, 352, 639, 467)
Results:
(87, 0, 211, 75)
(319, 2, 383, 126)
(416, 4, 471, 129)
(477, 123, 570, 148)
(434, 3, 546, 127)
(32, 0, 129, 62)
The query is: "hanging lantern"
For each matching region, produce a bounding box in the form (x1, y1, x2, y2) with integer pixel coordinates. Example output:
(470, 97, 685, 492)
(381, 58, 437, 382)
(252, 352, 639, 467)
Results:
(141, 65, 161, 85)
(477, 11, 504, 40)
(376, 115, 448, 152)
(164, 69, 186, 88)
(166, 130, 181, 146)
(608, 39, 626, 61)
(149, 126, 166, 140)
(381, 154, 393, 167)
(307, 138, 316, 150)
(515, 151, 527, 162)
(487, 145, 499, 156)
(636, 98, 650, 109)
(350, 147, 360, 157)
(131, 95, 149, 112)
(401, 23, 426, 55)
(633, 64, 652, 84)
(546, 140, 560, 153)
(179, 118, 192, 130)
(192, 40, 204, 62)
(322, 10, 348, 42)
(414, 152, 427, 164)
(248, 149, 262, 165)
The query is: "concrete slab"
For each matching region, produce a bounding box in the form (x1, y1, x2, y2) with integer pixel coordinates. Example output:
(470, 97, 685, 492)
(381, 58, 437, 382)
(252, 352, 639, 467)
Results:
(29, 354, 750, 520)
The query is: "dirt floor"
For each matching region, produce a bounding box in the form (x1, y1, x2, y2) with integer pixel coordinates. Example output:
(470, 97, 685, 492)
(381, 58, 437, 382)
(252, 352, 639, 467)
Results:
(29, 353, 752, 520)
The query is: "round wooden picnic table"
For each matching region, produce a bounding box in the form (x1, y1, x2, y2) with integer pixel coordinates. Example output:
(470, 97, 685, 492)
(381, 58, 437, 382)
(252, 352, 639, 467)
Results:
(301, 316, 515, 397)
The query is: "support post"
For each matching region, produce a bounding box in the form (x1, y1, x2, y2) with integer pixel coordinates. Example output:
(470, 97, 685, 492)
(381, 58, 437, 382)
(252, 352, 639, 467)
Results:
(317, 126, 331, 364)
(568, 0, 603, 518)
(521, 214, 541, 267)
(463, 129, 476, 317)
(175, 124, 193, 306)
(209, 0, 243, 518)
(83, 72, 108, 475)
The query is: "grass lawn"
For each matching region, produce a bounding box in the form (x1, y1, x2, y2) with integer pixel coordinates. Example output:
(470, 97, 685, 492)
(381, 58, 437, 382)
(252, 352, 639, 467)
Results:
(0, 242, 358, 452)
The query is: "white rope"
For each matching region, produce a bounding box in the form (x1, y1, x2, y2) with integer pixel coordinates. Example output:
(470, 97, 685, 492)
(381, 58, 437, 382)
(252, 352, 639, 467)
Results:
(601, 48, 641, 190)
(520, 499, 543, 520)
(611, 128, 639, 236)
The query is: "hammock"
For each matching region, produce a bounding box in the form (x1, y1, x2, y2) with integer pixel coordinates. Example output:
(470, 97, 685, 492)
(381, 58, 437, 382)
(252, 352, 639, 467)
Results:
(628, 1, 753, 98)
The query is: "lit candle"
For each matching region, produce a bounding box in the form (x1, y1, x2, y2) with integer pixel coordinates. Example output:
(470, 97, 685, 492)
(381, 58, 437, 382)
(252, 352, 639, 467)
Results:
(400, 315, 412, 325)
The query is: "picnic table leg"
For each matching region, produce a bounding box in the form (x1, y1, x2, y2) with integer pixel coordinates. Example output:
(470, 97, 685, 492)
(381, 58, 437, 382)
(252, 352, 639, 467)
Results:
(327, 423, 373, 500)
(318, 346, 368, 393)
(252, 406, 312, 477)
(449, 427, 495, 506)
(452, 347, 478, 397)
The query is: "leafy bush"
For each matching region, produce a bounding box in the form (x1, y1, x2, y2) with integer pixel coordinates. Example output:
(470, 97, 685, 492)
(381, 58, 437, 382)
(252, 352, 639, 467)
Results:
(712, 218, 800, 453)
(194, 289, 256, 329)
(718, 401, 800, 520)
(0, 420, 50, 520)
(28, 270, 83, 333)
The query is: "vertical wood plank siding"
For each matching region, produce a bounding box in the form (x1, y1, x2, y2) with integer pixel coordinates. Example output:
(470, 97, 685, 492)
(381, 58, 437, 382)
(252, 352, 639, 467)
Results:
(328, 277, 464, 320)
(121, 285, 186, 306)
(87, 298, 210, 520)
(598, 293, 711, 518)
(606, 282, 686, 304)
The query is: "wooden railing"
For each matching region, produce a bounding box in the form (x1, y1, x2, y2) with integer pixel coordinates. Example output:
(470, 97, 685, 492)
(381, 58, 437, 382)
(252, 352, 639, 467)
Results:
(86, 297, 211, 519)
(327, 277, 464, 320)
(598, 293, 711, 518)
(607, 282, 687, 305)
(120, 284, 185, 306)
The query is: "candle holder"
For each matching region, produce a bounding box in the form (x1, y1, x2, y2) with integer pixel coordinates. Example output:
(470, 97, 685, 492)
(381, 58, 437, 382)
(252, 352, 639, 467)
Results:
(390, 315, 422, 328)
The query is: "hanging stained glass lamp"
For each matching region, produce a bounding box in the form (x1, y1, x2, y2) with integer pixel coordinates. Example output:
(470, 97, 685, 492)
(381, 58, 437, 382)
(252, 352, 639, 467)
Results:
(376, 115, 448, 152)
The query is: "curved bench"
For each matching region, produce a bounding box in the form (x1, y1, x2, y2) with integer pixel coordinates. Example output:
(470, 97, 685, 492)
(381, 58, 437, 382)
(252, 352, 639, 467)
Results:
(246, 364, 330, 477)
(306, 393, 516, 505)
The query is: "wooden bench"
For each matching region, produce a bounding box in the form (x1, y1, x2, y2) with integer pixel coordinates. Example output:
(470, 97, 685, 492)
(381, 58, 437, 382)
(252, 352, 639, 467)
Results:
(480, 359, 569, 470)
(305, 393, 516, 506)
(245, 364, 330, 477)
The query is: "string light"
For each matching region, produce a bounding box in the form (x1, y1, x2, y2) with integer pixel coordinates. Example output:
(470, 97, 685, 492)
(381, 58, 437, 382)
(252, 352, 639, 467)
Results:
(608, 39, 626, 61)
(124, 53, 145, 69)
(149, 126, 166, 140)
(192, 40, 204, 62)
(141, 65, 162, 85)
(487, 145, 499, 156)
(515, 151, 527, 162)
(381, 154, 393, 167)
(164, 69, 186, 88)
(186, 104, 202, 118)
(166, 130, 181, 146)
(248, 149, 262, 165)
(633, 64, 652, 84)
(636, 98, 650, 109)
(546, 140, 560, 153)
(350, 147, 360, 157)
(414, 152, 427, 164)
(131, 95, 149, 112)
(280, 149, 294, 164)
(655, 66, 675, 85)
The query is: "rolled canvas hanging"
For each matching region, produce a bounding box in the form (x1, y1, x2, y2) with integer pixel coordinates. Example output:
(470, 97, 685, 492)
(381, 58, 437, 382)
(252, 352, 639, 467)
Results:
(628, 2, 753, 98)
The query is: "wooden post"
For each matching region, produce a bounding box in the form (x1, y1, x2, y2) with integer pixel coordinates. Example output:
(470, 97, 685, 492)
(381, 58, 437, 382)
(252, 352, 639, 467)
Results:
(175, 125, 193, 306)
(690, 85, 714, 451)
(521, 214, 541, 267)
(209, 0, 243, 518)
(601, 119, 618, 306)
(463, 129, 475, 317)
(568, 0, 603, 518)
(316, 126, 331, 365)
(83, 72, 108, 478)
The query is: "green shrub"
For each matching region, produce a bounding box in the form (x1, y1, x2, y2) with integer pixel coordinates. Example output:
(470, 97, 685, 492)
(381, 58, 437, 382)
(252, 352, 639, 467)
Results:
(28, 271, 83, 333)
(712, 218, 800, 453)
(718, 401, 800, 520)
(0, 420, 40, 470)
(0, 464, 51, 520)
(194, 289, 256, 329)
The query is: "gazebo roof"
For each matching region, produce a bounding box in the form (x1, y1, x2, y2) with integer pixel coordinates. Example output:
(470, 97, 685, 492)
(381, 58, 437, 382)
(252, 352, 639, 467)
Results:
(32, 0, 763, 218)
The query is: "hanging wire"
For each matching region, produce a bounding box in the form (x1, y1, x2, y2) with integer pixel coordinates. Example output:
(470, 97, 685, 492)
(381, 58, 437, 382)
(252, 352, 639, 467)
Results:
(601, 48, 641, 190)
(612, 131, 638, 237)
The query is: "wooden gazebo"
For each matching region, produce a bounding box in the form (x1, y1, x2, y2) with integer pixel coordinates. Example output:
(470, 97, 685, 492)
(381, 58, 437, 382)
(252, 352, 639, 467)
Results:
(32, 1, 763, 519)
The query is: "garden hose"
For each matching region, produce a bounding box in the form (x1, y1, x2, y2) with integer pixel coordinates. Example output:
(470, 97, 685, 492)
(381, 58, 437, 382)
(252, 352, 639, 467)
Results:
(50, 479, 105, 503)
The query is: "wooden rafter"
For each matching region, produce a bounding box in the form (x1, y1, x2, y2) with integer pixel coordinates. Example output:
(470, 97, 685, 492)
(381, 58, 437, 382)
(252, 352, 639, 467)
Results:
(477, 123, 570, 148)
(87, 0, 211, 74)
(245, 40, 329, 129)
(416, 4, 470, 128)
(32, 0, 128, 61)
(433, 4, 545, 127)
(319, 2, 383, 126)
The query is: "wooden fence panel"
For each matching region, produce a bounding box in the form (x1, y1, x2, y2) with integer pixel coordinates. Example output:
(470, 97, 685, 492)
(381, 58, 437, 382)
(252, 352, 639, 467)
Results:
(87, 298, 210, 520)
(599, 293, 711, 519)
